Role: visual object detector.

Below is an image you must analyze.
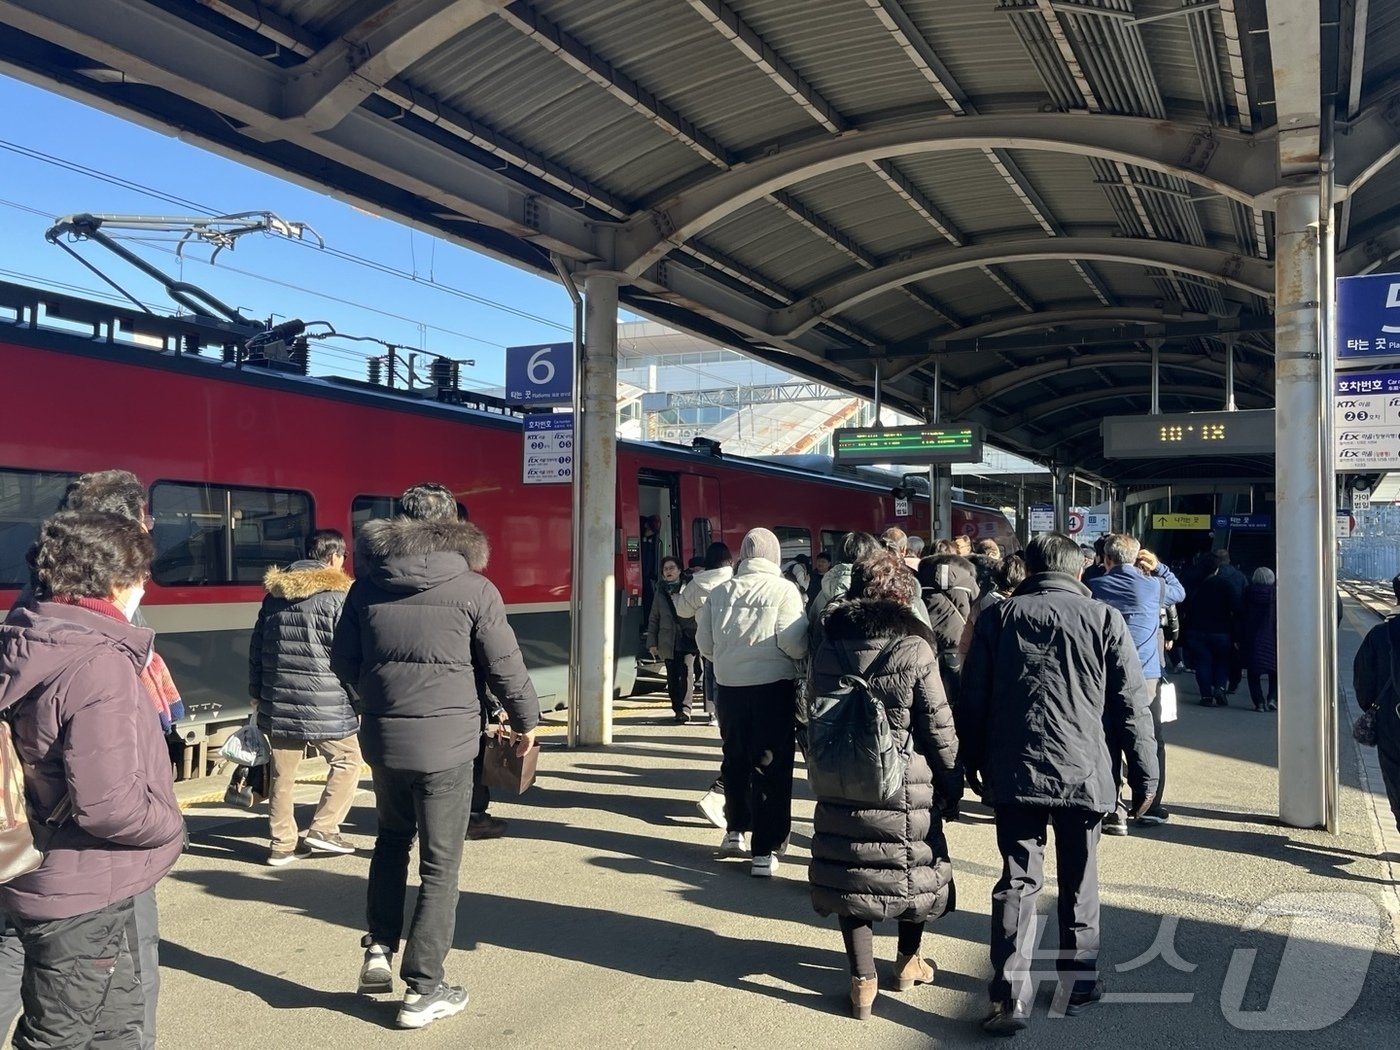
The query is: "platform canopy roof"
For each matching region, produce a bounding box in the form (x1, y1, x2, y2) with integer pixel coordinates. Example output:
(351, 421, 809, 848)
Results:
(2, 0, 1396, 484)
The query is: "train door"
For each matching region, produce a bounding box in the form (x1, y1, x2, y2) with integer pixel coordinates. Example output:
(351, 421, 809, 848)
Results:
(679, 473, 722, 564)
(636, 470, 679, 652)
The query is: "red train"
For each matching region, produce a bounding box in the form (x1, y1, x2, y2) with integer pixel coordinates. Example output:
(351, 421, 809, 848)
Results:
(0, 281, 1012, 773)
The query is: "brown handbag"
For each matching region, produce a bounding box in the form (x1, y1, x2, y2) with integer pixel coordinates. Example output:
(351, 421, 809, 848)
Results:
(0, 719, 43, 884)
(479, 730, 539, 795)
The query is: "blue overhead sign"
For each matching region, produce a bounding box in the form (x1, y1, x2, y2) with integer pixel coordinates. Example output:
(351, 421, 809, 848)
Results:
(1337, 274, 1400, 360)
(505, 342, 573, 405)
(1211, 514, 1271, 531)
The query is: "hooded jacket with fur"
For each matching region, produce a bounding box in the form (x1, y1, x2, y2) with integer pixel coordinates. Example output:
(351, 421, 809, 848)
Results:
(807, 599, 961, 924)
(331, 518, 540, 774)
(249, 559, 357, 741)
(0, 602, 184, 922)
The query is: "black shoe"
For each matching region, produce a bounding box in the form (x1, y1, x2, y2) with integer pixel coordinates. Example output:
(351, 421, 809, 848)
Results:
(1214, 688, 1228, 707)
(1134, 808, 1169, 827)
(1065, 980, 1104, 1016)
(466, 813, 508, 841)
(1266, 700, 1277, 712)
(1102, 812, 1129, 836)
(674, 711, 691, 724)
(983, 1000, 1030, 1036)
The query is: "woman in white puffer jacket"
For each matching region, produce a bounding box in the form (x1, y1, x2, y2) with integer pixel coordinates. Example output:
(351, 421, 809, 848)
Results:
(696, 528, 808, 878)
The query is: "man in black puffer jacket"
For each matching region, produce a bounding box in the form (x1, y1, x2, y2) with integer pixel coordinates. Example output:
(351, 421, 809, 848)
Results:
(250, 529, 361, 867)
(331, 484, 539, 1031)
(962, 533, 1158, 1036)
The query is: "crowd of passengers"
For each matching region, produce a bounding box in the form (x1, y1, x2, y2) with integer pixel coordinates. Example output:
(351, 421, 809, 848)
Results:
(0, 470, 1394, 1044)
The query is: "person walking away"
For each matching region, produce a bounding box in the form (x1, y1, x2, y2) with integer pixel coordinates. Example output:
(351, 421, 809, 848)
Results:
(958, 555, 1025, 659)
(962, 533, 1158, 1036)
(1084, 535, 1184, 834)
(812, 532, 934, 639)
(249, 528, 362, 866)
(808, 549, 961, 1021)
(647, 556, 700, 724)
(1184, 556, 1244, 706)
(696, 527, 807, 877)
(1241, 569, 1278, 712)
(1354, 573, 1400, 836)
(916, 553, 978, 710)
(332, 483, 539, 1030)
(0, 511, 184, 1049)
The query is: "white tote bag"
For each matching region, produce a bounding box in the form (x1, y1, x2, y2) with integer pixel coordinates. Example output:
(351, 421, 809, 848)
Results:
(1158, 681, 1179, 724)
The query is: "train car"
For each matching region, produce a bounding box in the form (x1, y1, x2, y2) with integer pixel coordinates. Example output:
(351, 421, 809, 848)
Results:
(0, 282, 1013, 776)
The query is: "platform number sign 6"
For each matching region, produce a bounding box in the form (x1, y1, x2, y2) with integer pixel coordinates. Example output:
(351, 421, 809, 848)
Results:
(505, 341, 573, 406)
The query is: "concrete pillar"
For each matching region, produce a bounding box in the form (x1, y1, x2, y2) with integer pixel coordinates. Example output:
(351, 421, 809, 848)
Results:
(929, 468, 953, 542)
(1052, 466, 1071, 533)
(574, 272, 619, 747)
(1274, 188, 1327, 828)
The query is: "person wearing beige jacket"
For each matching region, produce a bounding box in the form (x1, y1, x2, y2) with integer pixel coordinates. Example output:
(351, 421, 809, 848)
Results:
(697, 528, 807, 877)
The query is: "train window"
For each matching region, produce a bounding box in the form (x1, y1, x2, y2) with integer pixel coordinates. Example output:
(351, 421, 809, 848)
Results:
(820, 530, 847, 558)
(150, 482, 312, 585)
(351, 494, 469, 535)
(0, 468, 78, 587)
(691, 517, 712, 557)
(772, 526, 812, 561)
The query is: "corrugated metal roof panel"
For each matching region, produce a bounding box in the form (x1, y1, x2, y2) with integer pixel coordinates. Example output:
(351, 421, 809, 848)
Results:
(996, 151, 1119, 229)
(879, 152, 1044, 241)
(1364, 0, 1400, 102)
(840, 290, 941, 342)
(260, 0, 375, 38)
(405, 20, 712, 204)
(913, 268, 1020, 321)
(901, 0, 1068, 107)
(701, 200, 857, 294)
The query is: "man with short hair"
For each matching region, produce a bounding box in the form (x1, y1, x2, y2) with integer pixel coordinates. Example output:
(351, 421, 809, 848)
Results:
(1085, 533, 1184, 832)
(250, 528, 363, 865)
(881, 527, 908, 557)
(905, 534, 925, 569)
(953, 534, 972, 557)
(962, 533, 1158, 1036)
(333, 483, 539, 1030)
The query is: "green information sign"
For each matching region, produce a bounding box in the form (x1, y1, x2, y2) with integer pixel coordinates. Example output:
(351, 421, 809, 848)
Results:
(833, 424, 984, 465)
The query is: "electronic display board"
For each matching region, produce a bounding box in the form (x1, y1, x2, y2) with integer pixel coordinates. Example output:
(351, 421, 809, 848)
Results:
(1101, 409, 1274, 458)
(833, 424, 984, 465)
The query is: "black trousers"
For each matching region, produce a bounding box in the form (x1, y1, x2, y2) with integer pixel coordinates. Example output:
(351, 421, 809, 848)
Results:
(1247, 671, 1278, 709)
(838, 916, 924, 979)
(1379, 749, 1400, 835)
(716, 680, 797, 857)
(367, 759, 475, 994)
(989, 805, 1102, 1005)
(1108, 678, 1163, 813)
(10, 896, 143, 1050)
(666, 652, 699, 717)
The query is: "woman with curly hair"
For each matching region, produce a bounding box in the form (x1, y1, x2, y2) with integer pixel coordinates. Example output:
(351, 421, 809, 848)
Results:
(806, 548, 962, 1021)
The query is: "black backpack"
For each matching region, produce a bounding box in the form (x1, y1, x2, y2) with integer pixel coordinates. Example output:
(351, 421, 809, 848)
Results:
(805, 638, 911, 805)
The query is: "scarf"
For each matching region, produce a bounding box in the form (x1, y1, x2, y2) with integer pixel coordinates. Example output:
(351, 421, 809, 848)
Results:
(50, 596, 185, 731)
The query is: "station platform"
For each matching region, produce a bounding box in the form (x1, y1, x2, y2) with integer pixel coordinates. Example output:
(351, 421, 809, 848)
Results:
(147, 602, 1400, 1049)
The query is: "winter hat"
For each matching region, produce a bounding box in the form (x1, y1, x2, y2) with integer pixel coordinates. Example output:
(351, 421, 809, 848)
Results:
(739, 527, 781, 564)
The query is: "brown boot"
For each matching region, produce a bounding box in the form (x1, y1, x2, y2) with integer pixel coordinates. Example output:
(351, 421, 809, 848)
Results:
(891, 953, 936, 992)
(849, 975, 878, 1020)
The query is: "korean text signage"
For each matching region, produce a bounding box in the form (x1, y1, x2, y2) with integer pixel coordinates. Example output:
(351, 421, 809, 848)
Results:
(1028, 504, 1054, 532)
(505, 342, 573, 406)
(833, 424, 984, 465)
(1334, 370, 1400, 471)
(1153, 513, 1211, 530)
(1211, 514, 1271, 531)
(1336, 274, 1400, 360)
(523, 414, 573, 484)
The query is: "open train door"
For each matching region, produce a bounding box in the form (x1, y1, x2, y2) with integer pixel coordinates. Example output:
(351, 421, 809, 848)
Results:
(680, 473, 723, 564)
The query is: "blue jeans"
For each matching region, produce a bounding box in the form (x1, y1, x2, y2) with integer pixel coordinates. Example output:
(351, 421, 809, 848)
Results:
(366, 759, 475, 994)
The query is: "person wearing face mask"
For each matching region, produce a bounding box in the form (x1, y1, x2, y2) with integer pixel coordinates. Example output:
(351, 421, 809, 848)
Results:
(3, 471, 172, 1050)
(0, 511, 184, 1050)
(647, 556, 700, 724)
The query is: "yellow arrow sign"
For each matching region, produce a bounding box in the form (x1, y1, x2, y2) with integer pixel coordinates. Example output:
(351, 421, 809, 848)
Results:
(1153, 513, 1211, 530)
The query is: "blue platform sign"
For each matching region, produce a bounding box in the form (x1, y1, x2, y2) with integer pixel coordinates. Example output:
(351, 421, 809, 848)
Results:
(505, 342, 573, 405)
(1337, 274, 1400, 360)
(1211, 514, 1271, 531)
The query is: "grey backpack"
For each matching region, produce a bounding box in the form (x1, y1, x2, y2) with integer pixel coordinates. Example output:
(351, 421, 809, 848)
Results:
(805, 638, 911, 805)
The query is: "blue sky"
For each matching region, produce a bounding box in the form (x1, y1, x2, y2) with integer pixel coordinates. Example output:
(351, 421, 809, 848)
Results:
(0, 74, 588, 387)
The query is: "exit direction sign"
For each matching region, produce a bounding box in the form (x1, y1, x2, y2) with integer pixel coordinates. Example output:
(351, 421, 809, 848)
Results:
(1334, 370, 1400, 471)
(1153, 513, 1211, 530)
(1337, 274, 1400, 362)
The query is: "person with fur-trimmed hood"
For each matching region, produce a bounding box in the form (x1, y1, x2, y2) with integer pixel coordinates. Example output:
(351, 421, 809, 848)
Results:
(916, 553, 978, 708)
(332, 484, 540, 1031)
(808, 549, 961, 1022)
(249, 529, 362, 867)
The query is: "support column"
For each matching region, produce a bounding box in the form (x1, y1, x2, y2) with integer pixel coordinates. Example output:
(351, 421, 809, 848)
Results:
(573, 272, 619, 747)
(1275, 188, 1327, 828)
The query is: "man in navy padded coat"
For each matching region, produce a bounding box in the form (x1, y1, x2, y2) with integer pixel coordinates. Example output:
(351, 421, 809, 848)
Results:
(332, 483, 539, 1031)
(962, 533, 1158, 1036)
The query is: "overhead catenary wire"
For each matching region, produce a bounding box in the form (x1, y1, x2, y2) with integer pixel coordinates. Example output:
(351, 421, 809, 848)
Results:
(0, 139, 570, 334)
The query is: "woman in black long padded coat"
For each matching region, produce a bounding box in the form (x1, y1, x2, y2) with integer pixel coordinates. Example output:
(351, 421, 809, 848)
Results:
(807, 548, 962, 1021)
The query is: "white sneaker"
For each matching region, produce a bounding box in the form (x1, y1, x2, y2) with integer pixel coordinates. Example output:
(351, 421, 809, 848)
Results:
(751, 854, 779, 878)
(697, 788, 727, 830)
(717, 830, 746, 857)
